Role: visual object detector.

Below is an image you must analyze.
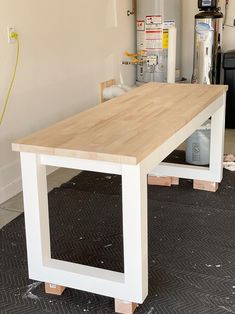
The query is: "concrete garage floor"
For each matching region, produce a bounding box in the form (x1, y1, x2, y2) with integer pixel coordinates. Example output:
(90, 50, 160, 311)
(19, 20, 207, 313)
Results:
(0, 129, 235, 229)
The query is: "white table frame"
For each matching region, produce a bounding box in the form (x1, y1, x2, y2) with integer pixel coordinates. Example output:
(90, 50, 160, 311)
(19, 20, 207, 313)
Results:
(20, 94, 226, 306)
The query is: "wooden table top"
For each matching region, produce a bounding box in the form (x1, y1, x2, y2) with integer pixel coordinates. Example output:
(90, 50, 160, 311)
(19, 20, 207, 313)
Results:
(12, 83, 227, 165)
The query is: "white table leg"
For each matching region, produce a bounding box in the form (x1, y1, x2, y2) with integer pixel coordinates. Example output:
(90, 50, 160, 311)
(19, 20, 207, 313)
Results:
(148, 94, 226, 187)
(193, 97, 226, 191)
(20, 153, 148, 310)
(209, 96, 226, 182)
(20, 152, 51, 276)
(121, 164, 148, 304)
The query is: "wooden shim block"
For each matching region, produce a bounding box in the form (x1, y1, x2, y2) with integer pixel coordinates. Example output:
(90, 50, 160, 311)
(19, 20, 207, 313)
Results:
(115, 299, 138, 314)
(45, 283, 65, 295)
(148, 176, 172, 186)
(193, 180, 219, 192)
(171, 177, 180, 185)
(99, 79, 116, 103)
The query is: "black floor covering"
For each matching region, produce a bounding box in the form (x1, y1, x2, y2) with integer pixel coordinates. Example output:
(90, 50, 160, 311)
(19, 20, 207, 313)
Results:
(1, 151, 235, 313)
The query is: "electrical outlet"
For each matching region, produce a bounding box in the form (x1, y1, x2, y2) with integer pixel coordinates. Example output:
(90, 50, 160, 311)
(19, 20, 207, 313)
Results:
(8, 27, 16, 44)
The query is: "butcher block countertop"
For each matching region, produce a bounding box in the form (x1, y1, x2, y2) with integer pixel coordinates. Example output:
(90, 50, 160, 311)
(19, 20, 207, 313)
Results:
(12, 83, 228, 165)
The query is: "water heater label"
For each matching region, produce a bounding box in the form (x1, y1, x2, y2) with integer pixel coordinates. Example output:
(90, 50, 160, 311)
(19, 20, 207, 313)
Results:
(137, 31, 146, 51)
(146, 30, 162, 40)
(163, 30, 169, 49)
(146, 30, 163, 49)
(163, 20, 176, 28)
(137, 20, 145, 31)
(146, 15, 162, 25)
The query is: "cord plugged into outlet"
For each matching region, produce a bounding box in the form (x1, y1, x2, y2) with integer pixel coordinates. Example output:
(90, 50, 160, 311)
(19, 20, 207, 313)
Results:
(0, 28, 19, 125)
(8, 27, 18, 44)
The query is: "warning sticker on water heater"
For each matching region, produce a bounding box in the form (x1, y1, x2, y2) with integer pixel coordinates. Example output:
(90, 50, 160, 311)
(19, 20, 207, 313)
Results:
(163, 20, 176, 29)
(163, 30, 169, 49)
(137, 31, 146, 50)
(145, 30, 163, 49)
(137, 20, 146, 50)
(146, 15, 162, 25)
(146, 30, 162, 40)
(137, 20, 145, 31)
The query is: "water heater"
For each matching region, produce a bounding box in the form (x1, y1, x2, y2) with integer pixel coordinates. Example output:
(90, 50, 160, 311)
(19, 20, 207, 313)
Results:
(136, 0, 182, 83)
(192, 3, 223, 84)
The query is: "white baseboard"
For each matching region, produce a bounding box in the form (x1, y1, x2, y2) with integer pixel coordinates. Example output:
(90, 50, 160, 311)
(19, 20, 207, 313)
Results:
(0, 159, 57, 205)
(0, 176, 22, 205)
(0, 160, 21, 204)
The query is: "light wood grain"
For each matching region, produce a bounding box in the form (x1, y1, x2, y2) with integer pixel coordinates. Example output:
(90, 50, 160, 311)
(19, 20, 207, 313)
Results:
(12, 83, 228, 165)
(115, 299, 138, 314)
(171, 177, 180, 185)
(148, 176, 172, 186)
(148, 176, 179, 186)
(193, 180, 219, 192)
(45, 283, 65, 295)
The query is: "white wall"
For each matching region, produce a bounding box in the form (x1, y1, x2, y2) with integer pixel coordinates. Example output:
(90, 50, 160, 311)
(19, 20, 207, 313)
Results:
(181, 0, 198, 81)
(223, 0, 235, 51)
(0, 0, 136, 203)
(182, 0, 235, 81)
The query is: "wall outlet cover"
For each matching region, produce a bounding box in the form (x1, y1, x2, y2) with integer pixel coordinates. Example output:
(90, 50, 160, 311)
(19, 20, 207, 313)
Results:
(8, 27, 16, 44)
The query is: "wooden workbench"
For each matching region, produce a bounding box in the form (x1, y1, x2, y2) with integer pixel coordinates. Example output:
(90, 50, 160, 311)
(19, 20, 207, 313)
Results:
(12, 83, 227, 314)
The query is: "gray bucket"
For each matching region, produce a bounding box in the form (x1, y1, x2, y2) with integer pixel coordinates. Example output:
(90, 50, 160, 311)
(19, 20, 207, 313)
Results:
(186, 120, 211, 166)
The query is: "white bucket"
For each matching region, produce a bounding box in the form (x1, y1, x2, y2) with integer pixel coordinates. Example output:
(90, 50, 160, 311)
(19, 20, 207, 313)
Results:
(186, 120, 211, 165)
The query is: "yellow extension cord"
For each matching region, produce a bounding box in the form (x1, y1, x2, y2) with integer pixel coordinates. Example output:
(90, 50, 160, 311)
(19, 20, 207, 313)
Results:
(0, 32, 19, 126)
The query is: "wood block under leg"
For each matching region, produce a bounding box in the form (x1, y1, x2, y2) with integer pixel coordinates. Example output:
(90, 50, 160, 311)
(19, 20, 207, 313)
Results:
(171, 177, 180, 185)
(115, 299, 138, 314)
(148, 176, 172, 186)
(193, 180, 219, 192)
(45, 283, 65, 295)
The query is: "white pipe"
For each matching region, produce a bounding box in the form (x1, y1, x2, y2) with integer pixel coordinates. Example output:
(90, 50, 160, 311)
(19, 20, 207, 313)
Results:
(103, 85, 126, 100)
(103, 84, 134, 101)
(120, 72, 124, 86)
(120, 84, 132, 92)
(198, 41, 205, 84)
(167, 26, 177, 83)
